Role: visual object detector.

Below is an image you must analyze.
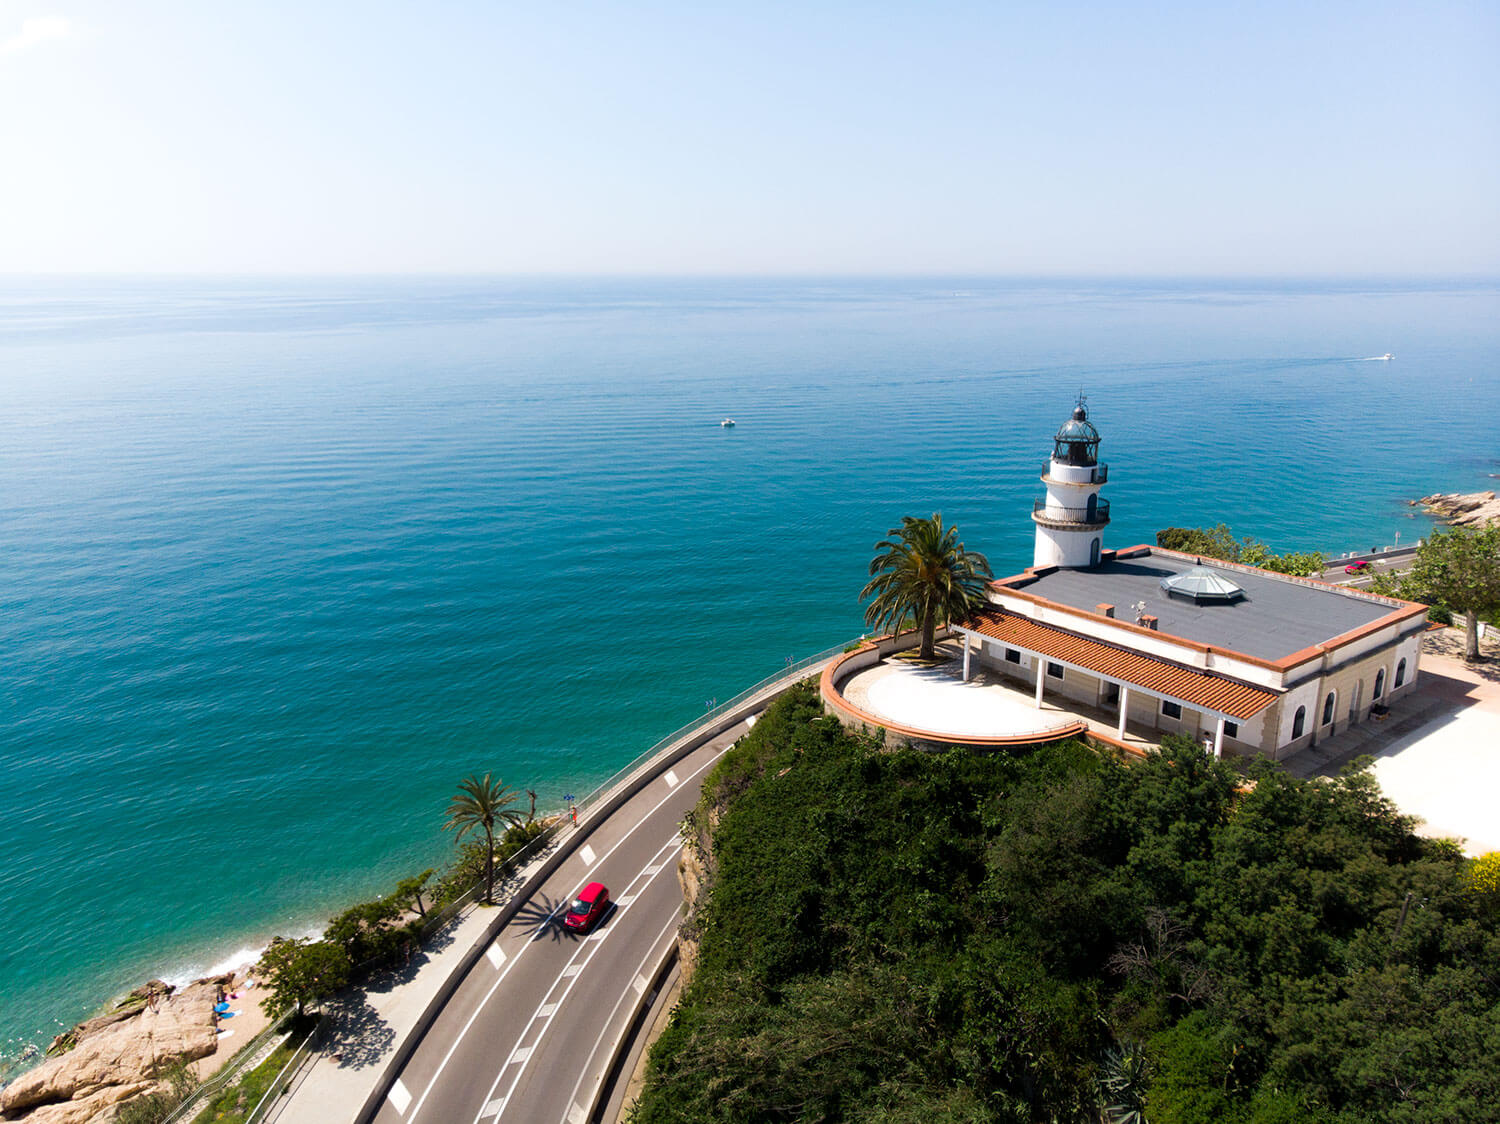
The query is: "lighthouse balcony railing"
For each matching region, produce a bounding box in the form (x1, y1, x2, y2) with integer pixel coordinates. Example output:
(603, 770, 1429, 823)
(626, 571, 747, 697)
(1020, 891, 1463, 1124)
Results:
(1033, 498, 1111, 525)
(1042, 461, 1108, 485)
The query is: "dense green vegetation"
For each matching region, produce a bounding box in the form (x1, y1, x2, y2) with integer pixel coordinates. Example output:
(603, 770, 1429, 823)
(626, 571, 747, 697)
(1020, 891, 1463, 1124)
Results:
(1372, 524, 1500, 661)
(190, 1013, 318, 1124)
(635, 682, 1500, 1123)
(1155, 525, 1326, 577)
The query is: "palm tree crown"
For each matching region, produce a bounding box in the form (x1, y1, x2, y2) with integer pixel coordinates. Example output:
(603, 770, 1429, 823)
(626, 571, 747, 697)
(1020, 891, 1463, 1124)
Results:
(444, 772, 523, 905)
(860, 513, 993, 660)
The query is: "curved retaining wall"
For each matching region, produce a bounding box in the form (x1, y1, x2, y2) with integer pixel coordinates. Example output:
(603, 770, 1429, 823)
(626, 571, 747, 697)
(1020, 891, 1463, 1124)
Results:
(352, 656, 840, 1124)
(820, 632, 1089, 748)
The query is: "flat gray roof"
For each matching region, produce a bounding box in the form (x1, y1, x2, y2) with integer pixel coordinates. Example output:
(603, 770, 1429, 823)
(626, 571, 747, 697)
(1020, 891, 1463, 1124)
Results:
(1007, 551, 1401, 661)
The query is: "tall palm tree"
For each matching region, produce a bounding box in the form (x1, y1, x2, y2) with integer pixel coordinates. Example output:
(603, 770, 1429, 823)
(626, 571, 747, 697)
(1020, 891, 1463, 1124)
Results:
(860, 513, 993, 660)
(444, 773, 523, 905)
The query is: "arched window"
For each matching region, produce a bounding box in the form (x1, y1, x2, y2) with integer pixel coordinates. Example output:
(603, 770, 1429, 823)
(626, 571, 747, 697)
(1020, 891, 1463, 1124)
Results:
(1374, 668, 1386, 700)
(1395, 658, 1407, 688)
(1090, 537, 1101, 566)
(1292, 706, 1306, 739)
(1322, 692, 1336, 726)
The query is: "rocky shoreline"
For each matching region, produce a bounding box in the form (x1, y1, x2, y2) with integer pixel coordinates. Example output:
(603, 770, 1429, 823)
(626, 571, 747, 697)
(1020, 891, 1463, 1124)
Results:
(0, 971, 265, 1124)
(1413, 490, 1500, 528)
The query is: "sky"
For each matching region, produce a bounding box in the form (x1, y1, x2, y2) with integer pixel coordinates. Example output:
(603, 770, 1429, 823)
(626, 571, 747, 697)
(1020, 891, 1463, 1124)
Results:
(0, 1, 1496, 275)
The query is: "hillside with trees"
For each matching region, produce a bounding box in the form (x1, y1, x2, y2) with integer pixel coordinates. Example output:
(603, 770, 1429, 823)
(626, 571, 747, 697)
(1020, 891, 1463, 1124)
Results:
(633, 682, 1500, 1123)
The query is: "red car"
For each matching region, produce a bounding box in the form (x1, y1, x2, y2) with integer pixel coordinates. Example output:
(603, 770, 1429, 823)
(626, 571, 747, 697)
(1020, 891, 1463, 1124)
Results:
(1345, 561, 1373, 574)
(563, 882, 610, 933)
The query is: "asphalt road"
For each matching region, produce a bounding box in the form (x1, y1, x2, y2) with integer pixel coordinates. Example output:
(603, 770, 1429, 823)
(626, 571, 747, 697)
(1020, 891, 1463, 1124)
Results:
(372, 721, 748, 1124)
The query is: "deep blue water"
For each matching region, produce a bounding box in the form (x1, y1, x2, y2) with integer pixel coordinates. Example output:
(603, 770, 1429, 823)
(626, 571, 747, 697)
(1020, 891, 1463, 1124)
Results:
(1, 276, 1497, 1068)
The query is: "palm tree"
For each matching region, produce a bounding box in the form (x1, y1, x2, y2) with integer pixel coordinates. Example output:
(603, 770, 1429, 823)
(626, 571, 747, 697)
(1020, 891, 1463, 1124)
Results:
(444, 773, 523, 905)
(860, 513, 993, 660)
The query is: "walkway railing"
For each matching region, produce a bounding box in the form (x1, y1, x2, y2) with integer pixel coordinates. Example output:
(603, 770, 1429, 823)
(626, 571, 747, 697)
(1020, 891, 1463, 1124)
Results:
(164, 639, 857, 1124)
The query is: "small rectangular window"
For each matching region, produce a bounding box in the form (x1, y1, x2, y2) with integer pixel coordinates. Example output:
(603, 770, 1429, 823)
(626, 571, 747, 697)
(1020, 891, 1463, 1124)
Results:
(1161, 700, 1182, 719)
(1004, 648, 1021, 664)
(1224, 720, 1239, 739)
(1047, 661, 1064, 680)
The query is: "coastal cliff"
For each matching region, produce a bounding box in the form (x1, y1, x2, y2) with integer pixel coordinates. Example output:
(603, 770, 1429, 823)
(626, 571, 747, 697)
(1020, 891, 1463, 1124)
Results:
(0, 978, 226, 1124)
(1414, 490, 1500, 528)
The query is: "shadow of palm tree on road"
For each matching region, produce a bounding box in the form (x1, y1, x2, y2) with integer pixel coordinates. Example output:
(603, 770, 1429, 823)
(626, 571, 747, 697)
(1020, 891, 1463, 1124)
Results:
(512, 892, 579, 943)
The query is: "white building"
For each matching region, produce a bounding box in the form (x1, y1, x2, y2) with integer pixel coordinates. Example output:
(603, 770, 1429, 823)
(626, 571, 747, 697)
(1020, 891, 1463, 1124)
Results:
(950, 401, 1429, 759)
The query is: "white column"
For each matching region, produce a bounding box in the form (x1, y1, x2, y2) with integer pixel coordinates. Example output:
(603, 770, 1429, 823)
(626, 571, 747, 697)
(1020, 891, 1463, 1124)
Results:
(962, 634, 972, 682)
(1213, 715, 1226, 759)
(1034, 664, 1046, 708)
(1117, 686, 1129, 738)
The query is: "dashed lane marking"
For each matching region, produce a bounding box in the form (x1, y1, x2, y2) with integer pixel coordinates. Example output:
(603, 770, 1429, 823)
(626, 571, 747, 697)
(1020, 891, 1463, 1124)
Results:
(387, 1079, 412, 1115)
(632, 973, 649, 995)
(568, 1102, 588, 1124)
(580, 844, 596, 865)
(664, 769, 679, 787)
(645, 864, 664, 875)
(618, 894, 636, 906)
(480, 1098, 503, 1118)
(563, 964, 582, 978)
(507, 1046, 532, 1065)
(536, 1003, 557, 1018)
(486, 942, 506, 969)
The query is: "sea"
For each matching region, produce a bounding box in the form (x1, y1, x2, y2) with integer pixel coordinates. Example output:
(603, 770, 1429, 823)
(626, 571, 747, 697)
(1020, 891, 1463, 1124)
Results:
(2, 276, 1497, 1070)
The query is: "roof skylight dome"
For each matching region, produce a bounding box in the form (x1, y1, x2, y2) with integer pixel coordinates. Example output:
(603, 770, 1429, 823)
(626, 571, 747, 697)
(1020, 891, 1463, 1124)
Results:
(1159, 566, 1246, 604)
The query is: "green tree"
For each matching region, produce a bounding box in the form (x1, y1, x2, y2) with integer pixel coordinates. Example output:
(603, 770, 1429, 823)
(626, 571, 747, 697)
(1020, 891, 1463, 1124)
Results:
(395, 868, 435, 918)
(444, 772, 523, 904)
(1156, 524, 1324, 576)
(258, 938, 350, 1018)
(860, 513, 992, 660)
(1377, 525, 1500, 661)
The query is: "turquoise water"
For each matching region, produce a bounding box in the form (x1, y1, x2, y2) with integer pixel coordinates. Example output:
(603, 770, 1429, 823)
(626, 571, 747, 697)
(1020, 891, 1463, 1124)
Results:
(2, 277, 1497, 1067)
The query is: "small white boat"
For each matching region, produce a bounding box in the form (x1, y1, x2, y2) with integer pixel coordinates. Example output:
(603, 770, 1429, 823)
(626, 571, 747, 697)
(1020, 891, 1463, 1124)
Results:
(1379, 353, 1393, 360)
(720, 418, 736, 428)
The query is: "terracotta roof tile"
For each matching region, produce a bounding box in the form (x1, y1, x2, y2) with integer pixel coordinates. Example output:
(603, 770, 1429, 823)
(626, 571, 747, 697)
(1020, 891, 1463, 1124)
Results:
(959, 608, 1278, 721)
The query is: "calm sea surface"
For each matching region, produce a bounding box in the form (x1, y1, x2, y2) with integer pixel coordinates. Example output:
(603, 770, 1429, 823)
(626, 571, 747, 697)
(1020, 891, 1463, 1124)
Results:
(1, 276, 1497, 1066)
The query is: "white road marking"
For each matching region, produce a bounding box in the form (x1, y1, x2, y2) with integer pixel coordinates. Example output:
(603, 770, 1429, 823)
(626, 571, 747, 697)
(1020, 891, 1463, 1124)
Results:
(557, 911, 683, 1124)
(580, 844, 596, 865)
(632, 973, 648, 995)
(536, 1003, 557, 1018)
(568, 1102, 588, 1124)
(474, 845, 684, 1124)
(480, 1099, 503, 1118)
(645, 864, 664, 875)
(404, 744, 734, 1124)
(617, 895, 636, 906)
(664, 769, 679, 787)
(486, 942, 506, 969)
(507, 1046, 532, 1065)
(745, 714, 758, 727)
(388, 1079, 412, 1115)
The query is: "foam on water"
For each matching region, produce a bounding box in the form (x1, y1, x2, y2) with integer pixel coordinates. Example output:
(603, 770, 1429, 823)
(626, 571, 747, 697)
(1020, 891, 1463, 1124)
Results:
(1, 276, 1497, 1073)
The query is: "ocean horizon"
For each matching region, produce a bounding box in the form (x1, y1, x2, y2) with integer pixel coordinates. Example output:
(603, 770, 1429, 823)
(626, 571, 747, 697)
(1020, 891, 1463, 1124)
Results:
(2, 275, 1497, 1072)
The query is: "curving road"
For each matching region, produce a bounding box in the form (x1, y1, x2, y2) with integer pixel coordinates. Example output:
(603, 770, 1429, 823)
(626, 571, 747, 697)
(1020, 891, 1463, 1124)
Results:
(368, 719, 750, 1124)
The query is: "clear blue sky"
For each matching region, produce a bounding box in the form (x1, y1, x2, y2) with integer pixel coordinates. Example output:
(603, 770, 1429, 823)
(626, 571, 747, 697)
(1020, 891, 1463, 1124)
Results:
(1, 1, 1496, 275)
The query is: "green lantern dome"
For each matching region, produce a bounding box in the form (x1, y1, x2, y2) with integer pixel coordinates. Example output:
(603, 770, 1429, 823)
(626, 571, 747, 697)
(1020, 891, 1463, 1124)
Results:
(1052, 404, 1100, 466)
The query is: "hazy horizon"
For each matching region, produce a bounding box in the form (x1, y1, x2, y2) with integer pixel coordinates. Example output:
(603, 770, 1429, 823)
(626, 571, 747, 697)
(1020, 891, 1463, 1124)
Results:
(2, 1, 1495, 276)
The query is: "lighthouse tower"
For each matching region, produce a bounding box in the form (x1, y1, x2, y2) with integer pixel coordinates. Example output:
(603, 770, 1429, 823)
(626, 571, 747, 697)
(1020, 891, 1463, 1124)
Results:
(1033, 398, 1110, 569)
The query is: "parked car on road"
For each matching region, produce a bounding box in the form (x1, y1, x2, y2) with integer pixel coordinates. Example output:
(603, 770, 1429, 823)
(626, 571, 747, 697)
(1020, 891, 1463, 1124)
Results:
(563, 882, 610, 933)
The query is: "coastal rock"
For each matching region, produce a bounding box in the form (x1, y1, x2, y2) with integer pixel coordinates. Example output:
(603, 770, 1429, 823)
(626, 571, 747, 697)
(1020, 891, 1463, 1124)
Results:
(0, 980, 221, 1122)
(1415, 490, 1500, 528)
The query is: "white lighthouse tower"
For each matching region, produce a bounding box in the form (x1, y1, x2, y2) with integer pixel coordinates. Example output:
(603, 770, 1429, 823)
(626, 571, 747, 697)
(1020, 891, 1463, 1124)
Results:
(1032, 397, 1110, 569)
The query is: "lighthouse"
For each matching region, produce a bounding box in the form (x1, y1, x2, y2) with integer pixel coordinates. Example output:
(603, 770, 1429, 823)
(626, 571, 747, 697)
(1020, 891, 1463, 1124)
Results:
(1032, 397, 1110, 568)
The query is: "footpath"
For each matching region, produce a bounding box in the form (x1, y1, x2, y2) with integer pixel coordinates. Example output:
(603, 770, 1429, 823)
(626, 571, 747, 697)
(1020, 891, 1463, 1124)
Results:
(260, 841, 561, 1124)
(257, 650, 846, 1124)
